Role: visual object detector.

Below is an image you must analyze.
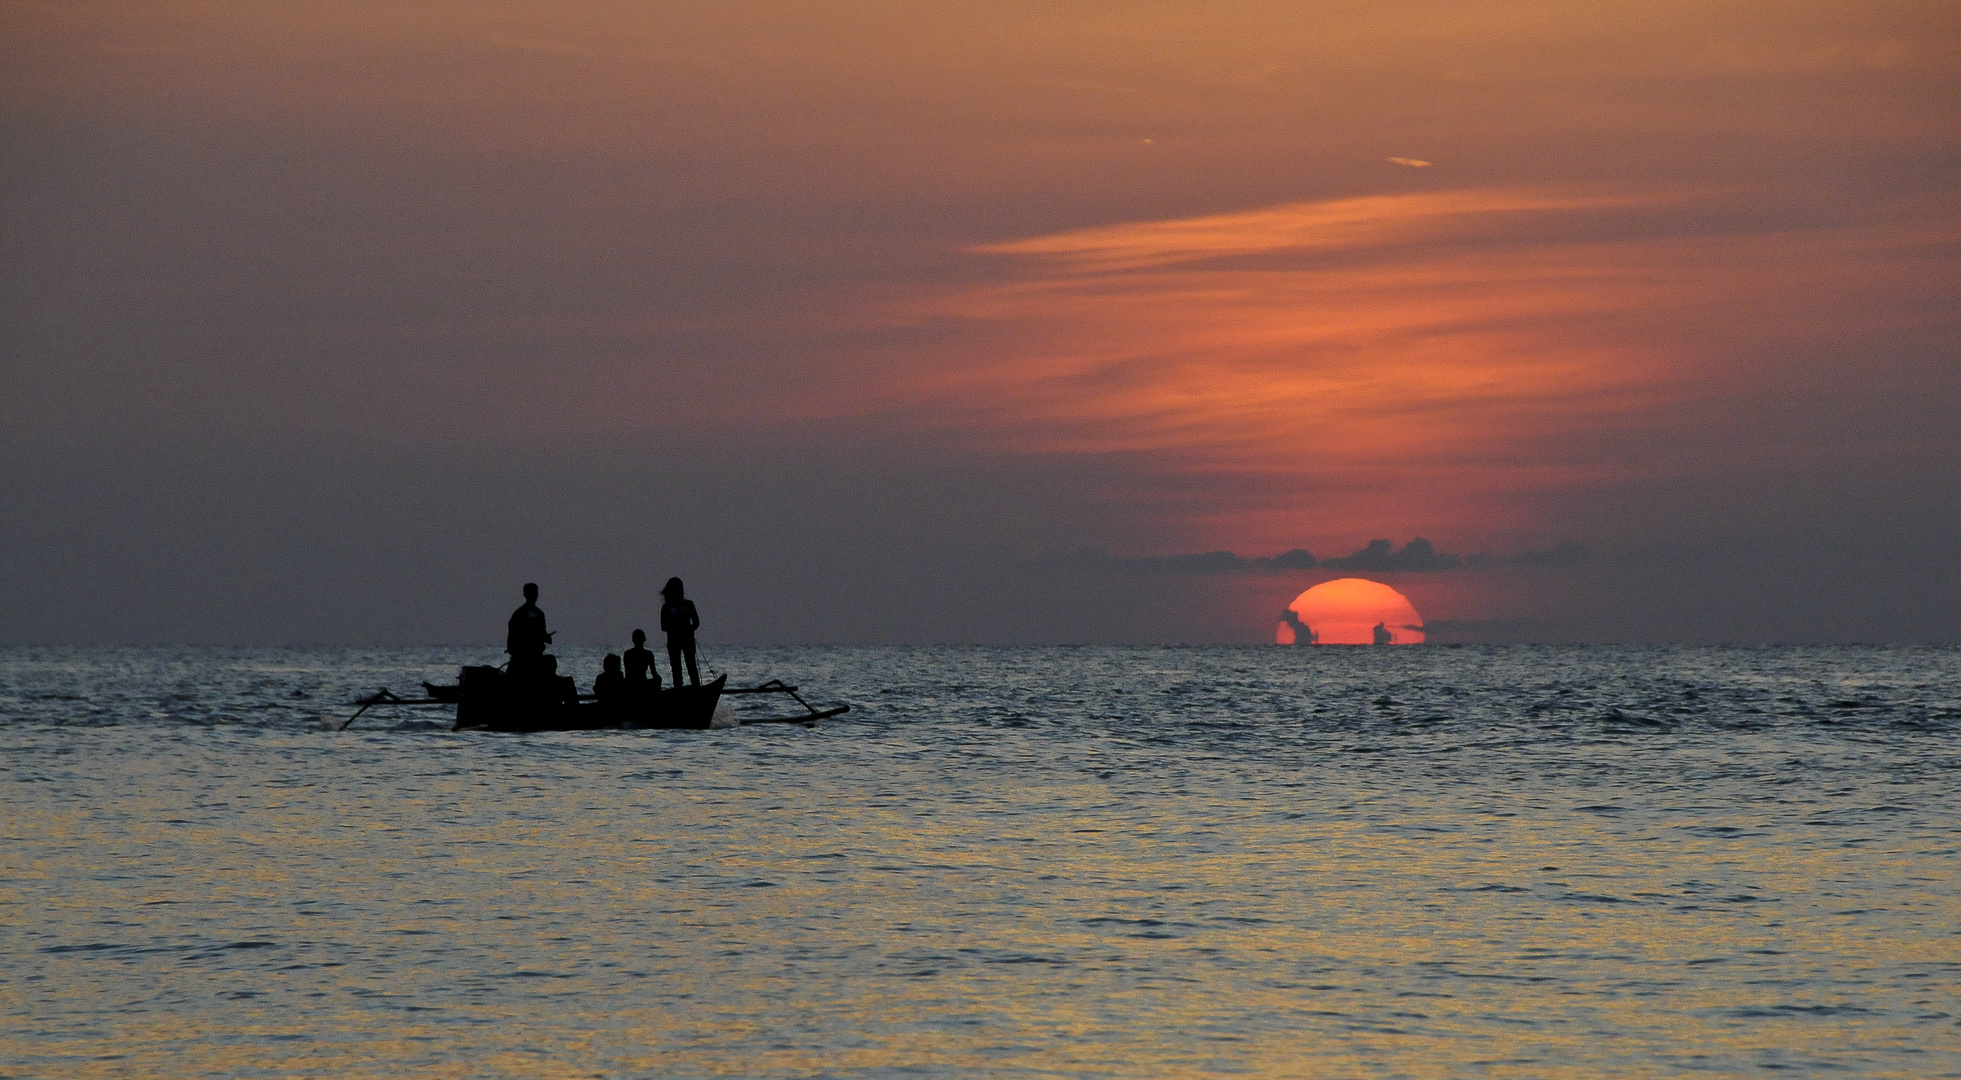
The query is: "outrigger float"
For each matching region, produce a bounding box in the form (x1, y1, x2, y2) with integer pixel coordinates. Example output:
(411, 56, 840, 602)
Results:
(339, 665, 849, 732)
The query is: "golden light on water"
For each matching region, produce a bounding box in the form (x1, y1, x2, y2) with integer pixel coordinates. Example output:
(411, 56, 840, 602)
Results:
(7, 648, 1959, 1076)
(15, 713, 1953, 1077)
(1279, 577, 1424, 644)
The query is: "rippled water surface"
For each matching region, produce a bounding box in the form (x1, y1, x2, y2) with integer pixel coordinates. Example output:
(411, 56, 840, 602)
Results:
(4, 645, 1959, 1078)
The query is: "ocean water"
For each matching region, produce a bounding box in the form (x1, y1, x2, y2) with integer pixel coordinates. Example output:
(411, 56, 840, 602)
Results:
(2, 644, 1958, 1079)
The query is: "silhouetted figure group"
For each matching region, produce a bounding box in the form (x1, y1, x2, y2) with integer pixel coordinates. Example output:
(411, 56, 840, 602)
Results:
(592, 628, 668, 718)
(503, 579, 706, 719)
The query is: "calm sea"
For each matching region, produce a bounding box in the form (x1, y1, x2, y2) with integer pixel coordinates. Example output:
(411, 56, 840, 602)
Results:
(3, 644, 1958, 1078)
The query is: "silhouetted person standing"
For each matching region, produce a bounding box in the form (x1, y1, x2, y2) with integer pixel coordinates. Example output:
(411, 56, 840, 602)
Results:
(660, 577, 700, 687)
(507, 583, 553, 675)
(624, 629, 661, 691)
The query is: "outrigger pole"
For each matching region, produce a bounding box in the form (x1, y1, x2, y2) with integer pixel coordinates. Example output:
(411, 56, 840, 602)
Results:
(720, 679, 850, 724)
(337, 689, 445, 731)
(339, 681, 848, 730)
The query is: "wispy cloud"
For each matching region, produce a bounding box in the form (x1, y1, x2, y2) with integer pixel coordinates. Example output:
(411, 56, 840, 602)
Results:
(869, 186, 1697, 549)
(968, 187, 1654, 272)
(1384, 156, 1432, 167)
(864, 185, 1950, 554)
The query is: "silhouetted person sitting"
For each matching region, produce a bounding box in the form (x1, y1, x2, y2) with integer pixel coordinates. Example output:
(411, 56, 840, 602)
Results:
(507, 583, 553, 677)
(1372, 621, 1392, 645)
(660, 577, 701, 687)
(624, 629, 661, 691)
(514, 653, 575, 709)
(594, 653, 626, 713)
(542, 654, 578, 707)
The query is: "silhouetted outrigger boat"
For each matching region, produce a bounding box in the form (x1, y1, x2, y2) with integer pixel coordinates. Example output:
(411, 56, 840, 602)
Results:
(339, 665, 848, 732)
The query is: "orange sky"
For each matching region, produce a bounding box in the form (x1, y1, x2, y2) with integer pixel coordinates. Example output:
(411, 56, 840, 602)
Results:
(3, 2, 1957, 642)
(855, 188, 1957, 551)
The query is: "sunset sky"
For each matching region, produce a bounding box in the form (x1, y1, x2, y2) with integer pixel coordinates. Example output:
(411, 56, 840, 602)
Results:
(4, 2, 1957, 644)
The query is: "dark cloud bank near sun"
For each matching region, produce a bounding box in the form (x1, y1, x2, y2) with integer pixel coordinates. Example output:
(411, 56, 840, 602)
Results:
(1042, 539, 1589, 576)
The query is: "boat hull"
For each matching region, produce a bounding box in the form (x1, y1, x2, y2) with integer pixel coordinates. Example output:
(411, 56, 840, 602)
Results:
(453, 671, 727, 732)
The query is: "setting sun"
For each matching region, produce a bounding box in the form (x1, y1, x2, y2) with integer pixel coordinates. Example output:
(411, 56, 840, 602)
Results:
(1278, 578, 1425, 645)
